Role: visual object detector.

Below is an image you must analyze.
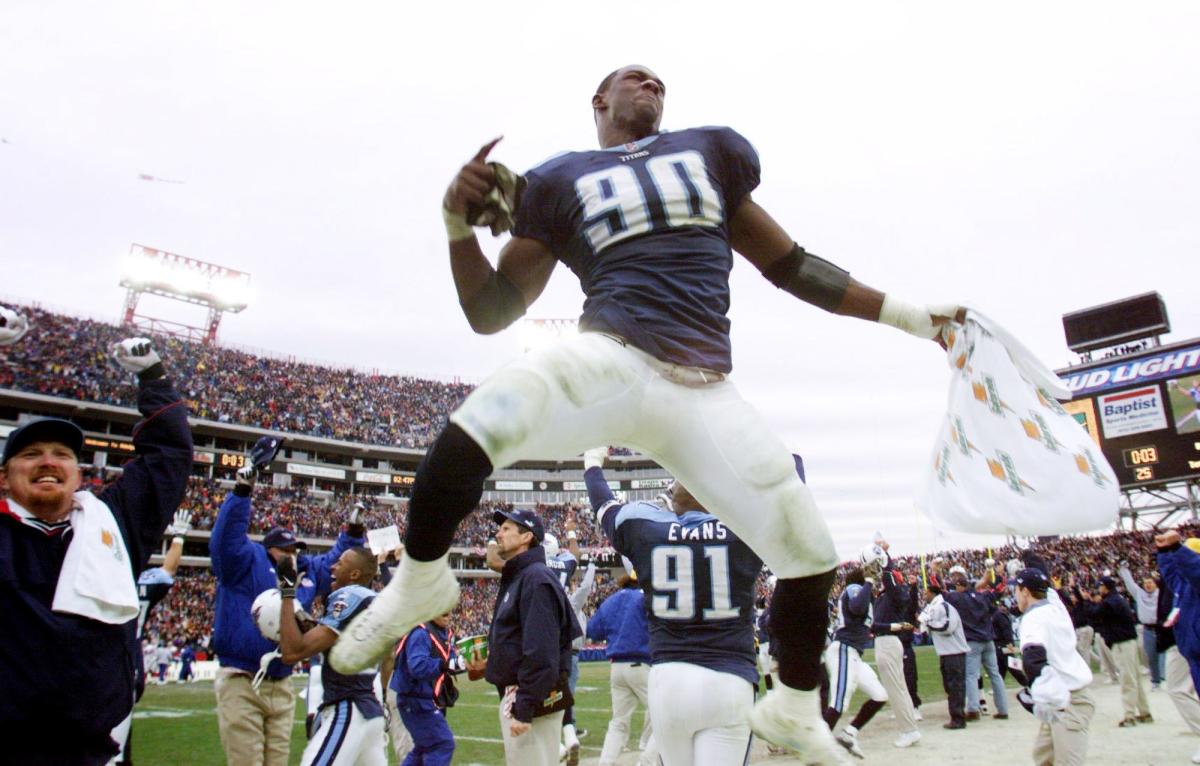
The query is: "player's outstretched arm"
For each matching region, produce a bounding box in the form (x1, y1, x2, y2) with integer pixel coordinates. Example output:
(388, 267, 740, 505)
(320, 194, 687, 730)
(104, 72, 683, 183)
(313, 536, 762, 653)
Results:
(729, 196, 962, 341)
(443, 140, 557, 334)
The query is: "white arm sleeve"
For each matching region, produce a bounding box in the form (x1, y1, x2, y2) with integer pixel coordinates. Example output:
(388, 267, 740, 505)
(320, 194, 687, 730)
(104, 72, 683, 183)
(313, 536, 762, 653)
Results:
(570, 563, 597, 611)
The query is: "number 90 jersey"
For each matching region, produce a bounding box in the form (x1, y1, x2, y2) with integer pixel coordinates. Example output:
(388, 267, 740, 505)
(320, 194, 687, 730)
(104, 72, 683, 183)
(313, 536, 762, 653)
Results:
(513, 127, 761, 374)
(602, 501, 763, 685)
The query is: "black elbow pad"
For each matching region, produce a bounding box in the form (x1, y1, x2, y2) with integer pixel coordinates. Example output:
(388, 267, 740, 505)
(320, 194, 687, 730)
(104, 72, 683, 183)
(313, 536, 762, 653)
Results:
(763, 243, 851, 313)
(461, 270, 526, 334)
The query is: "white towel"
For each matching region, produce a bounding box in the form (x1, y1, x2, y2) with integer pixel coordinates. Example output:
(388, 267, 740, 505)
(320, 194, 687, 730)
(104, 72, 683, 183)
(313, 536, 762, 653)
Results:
(52, 491, 140, 624)
(916, 311, 1119, 535)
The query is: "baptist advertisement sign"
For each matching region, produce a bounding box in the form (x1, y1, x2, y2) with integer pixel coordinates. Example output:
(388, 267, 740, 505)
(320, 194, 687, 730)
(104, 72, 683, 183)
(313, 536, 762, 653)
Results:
(1062, 344, 1200, 396)
(1098, 386, 1168, 438)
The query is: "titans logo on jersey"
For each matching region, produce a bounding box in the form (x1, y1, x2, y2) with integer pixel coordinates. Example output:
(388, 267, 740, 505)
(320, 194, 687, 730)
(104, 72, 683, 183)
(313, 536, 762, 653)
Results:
(319, 584, 384, 716)
(136, 567, 175, 641)
(513, 127, 761, 374)
(601, 501, 762, 685)
(545, 551, 578, 590)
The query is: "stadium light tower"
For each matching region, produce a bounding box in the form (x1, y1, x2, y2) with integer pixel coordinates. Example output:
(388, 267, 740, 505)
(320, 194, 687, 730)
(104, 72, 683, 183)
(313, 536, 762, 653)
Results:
(519, 317, 578, 353)
(118, 243, 252, 344)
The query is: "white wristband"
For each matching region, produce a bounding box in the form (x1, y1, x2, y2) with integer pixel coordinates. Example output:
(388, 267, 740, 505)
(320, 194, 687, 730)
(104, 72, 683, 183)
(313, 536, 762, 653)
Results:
(172, 535, 185, 546)
(878, 295, 938, 339)
(443, 207, 475, 242)
(566, 530, 577, 540)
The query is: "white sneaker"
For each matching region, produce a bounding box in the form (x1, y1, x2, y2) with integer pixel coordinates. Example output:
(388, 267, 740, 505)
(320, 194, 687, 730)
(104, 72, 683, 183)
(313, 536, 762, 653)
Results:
(559, 744, 567, 763)
(914, 708, 924, 721)
(563, 724, 581, 766)
(894, 730, 922, 749)
(835, 725, 865, 759)
(748, 687, 846, 765)
(1192, 744, 1200, 764)
(328, 554, 460, 673)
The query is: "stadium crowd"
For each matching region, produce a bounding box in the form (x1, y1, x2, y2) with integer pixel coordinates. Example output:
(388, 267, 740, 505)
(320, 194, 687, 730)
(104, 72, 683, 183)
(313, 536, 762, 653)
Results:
(0, 304, 472, 447)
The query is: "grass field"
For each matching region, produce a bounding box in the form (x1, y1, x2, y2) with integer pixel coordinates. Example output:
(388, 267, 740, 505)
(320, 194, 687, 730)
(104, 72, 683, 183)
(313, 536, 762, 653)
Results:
(133, 647, 1015, 765)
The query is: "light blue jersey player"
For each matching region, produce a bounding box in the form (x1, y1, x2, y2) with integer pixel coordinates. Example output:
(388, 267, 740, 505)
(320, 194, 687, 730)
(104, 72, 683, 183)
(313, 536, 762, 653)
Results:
(543, 533, 579, 590)
(278, 548, 387, 766)
(586, 450, 762, 766)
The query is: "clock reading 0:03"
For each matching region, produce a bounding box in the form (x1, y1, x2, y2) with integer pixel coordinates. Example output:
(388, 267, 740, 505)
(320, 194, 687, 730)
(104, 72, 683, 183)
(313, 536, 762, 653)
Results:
(220, 453, 246, 468)
(1121, 446, 1159, 467)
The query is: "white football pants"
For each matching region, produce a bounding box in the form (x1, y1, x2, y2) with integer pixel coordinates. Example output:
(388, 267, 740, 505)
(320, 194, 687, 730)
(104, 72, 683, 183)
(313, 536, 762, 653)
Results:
(600, 661, 656, 766)
(825, 641, 888, 713)
(648, 662, 754, 766)
(300, 700, 387, 766)
(451, 332, 839, 578)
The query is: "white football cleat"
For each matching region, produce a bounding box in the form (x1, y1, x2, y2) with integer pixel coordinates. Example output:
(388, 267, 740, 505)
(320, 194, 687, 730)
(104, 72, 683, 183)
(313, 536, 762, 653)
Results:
(893, 729, 922, 749)
(329, 554, 459, 673)
(749, 687, 846, 765)
(563, 723, 581, 766)
(835, 725, 865, 759)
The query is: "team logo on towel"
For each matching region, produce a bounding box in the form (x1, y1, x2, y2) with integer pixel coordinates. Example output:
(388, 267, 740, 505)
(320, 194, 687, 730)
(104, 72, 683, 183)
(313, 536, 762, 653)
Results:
(1020, 412, 1061, 453)
(987, 451, 1034, 494)
(1035, 388, 1068, 416)
(972, 375, 1015, 417)
(100, 527, 124, 562)
(935, 444, 956, 486)
(1073, 448, 1111, 487)
(950, 416, 981, 457)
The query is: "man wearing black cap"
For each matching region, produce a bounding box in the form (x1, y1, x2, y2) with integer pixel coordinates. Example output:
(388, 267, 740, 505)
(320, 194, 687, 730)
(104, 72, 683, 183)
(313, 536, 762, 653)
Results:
(1083, 575, 1151, 726)
(0, 331, 192, 764)
(1014, 567, 1095, 765)
(483, 507, 581, 766)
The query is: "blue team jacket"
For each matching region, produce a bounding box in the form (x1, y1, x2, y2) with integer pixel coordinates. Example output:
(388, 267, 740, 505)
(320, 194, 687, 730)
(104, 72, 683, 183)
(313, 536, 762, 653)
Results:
(209, 490, 362, 676)
(0, 377, 192, 760)
(1159, 544, 1200, 660)
(390, 622, 459, 712)
(587, 585, 652, 663)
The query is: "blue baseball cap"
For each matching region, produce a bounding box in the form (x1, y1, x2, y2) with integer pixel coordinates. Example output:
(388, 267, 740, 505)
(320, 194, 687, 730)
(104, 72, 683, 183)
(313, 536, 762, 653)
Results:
(3, 418, 84, 465)
(1015, 568, 1051, 592)
(492, 508, 544, 544)
(262, 527, 308, 550)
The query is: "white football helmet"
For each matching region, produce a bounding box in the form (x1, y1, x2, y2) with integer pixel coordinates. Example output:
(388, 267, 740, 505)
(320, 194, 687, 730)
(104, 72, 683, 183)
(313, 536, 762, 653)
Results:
(542, 532, 560, 559)
(251, 588, 282, 642)
(859, 544, 887, 576)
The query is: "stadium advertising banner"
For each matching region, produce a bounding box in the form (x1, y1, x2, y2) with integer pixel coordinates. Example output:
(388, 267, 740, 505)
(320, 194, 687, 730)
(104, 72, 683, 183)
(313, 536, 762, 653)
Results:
(355, 470, 390, 484)
(1059, 341, 1200, 487)
(287, 462, 347, 480)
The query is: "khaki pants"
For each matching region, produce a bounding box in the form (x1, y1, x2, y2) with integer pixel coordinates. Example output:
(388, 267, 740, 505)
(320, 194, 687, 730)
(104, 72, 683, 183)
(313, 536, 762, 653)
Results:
(1032, 687, 1094, 766)
(214, 668, 295, 766)
(1166, 647, 1200, 735)
(600, 661, 656, 766)
(1111, 639, 1150, 718)
(875, 635, 918, 732)
(384, 693, 415, 762)
(1096, 633, 1119, 682)
(1074, 627, 1094, 667)
(499, 703, 563, 766)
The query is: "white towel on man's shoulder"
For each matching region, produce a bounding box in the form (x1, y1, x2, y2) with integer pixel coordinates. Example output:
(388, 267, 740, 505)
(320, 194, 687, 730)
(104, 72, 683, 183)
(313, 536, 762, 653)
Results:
(52, 491, 140, 624)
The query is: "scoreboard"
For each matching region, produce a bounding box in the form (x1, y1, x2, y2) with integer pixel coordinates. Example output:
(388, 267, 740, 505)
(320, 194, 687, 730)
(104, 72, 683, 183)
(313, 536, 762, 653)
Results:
(1058, 339, 1200, 488)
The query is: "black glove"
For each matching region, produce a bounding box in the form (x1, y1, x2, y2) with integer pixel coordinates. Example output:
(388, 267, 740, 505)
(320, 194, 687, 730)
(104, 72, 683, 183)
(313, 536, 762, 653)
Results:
(276, 555, 298, 600)
(250, 436, 284, 472)
(1016, 687, 1035, 715)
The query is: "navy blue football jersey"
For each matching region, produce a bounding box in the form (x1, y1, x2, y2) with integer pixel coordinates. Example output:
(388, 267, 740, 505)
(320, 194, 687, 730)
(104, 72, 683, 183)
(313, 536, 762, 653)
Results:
(513, 127, 761, 373)
(319, 584, 384, 717)
(546, 550, 578, 590)
(601, 502, 763, 684)
(833, 583, 875, 654)
(136, 567, 175, 641)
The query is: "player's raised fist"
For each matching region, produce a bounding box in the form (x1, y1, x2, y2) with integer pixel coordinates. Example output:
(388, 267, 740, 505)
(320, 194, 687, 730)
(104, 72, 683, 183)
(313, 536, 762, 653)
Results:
(167, 509, 193, 537)
(0, 307, 30, 346)
(444, 137, 503, 215)
(112, 337, 162, 374)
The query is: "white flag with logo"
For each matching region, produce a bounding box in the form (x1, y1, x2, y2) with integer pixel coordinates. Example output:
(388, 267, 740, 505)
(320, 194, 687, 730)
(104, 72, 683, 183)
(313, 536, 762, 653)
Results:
(916, 311, 1119, 535)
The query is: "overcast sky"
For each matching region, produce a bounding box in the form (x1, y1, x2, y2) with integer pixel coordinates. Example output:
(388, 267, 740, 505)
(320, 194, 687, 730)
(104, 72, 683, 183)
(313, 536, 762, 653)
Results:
(3, 2, 1198, 558)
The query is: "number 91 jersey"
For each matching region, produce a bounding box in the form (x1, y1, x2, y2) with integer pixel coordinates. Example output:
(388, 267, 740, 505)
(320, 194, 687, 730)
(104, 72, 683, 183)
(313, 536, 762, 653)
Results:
(513, 127, 761, 374)
(603, 501, 763, 685)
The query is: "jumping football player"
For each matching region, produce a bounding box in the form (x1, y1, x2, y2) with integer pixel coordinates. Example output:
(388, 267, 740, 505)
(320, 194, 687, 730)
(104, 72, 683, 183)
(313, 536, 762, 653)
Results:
(331, 64, 960, 761)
